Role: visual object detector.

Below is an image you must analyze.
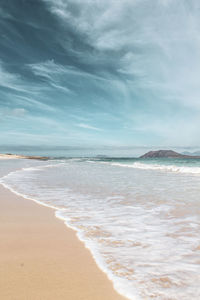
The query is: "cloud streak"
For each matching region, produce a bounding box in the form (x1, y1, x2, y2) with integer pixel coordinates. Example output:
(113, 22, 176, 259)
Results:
(76, 123, 102, 131)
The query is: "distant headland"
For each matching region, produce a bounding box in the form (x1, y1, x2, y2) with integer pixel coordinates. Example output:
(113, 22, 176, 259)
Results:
(140, 150, 200, 159)
(0, 153, 49, 160)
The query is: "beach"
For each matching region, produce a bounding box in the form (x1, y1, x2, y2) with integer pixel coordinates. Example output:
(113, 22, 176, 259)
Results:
(0, 184, 126, 300)
(1, 156, 200, 299)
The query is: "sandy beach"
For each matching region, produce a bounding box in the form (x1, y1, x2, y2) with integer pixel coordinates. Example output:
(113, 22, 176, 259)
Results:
(0, 184, 126, 300)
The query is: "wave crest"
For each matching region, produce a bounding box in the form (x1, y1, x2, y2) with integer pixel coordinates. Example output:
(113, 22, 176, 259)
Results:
(110, 162, 200, 174)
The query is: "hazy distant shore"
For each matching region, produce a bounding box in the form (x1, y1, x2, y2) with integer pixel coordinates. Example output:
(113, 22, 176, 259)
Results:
(0, 153, 49, 160)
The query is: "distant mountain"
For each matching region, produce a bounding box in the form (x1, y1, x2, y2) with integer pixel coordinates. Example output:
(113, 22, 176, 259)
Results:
(140, 150, 200, 159)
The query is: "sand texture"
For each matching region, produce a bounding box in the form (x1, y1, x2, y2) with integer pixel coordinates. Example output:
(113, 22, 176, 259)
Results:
(0, 185, 126, 300)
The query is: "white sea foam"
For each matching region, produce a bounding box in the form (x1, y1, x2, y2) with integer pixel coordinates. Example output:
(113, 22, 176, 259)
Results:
(110, 162, 200, 174)
(1, 159, 200, 299)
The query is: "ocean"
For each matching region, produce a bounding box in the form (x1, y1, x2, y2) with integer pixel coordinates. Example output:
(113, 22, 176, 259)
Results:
(1, 156, 200, 299)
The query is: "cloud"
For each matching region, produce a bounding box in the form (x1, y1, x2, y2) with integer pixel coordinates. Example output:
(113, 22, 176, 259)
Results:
(76, 123, 102, 131)
(0, 60, 40, 95)
(29, 59, 66, 78)
(0, 107, 27, 119)
(28, 59, 112, 84)
(1, 0, 200, 147)
(0, 60, 23, 91)
(14, 95, 55, 112)
(28, 60, 72, 93)
(43, 0, 138, 51)
(42, 0, 200, 110)
(11, 108, 26, 117)
(0, 7, 12, 19)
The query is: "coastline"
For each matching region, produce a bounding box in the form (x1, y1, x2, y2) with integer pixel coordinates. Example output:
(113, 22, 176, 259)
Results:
(0, 153, 49, 160)
(0, 184, 126, 300)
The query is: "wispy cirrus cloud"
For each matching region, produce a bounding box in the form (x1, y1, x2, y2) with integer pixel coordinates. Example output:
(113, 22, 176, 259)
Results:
(0, 61, 57, 113)
(28, 59, 113, 84)
(76, 123, 102, 131)
(0, 60, 44, 95)
(28, 60, 72, 94)
(42, 0, 200, 111)
(0, 60, 25, 92)
(13, 95, 55, 112)
(1, 0, 200, 147)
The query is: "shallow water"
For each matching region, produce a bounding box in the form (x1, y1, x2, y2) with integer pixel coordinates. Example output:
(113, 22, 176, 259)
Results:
(1, 157, 200, 299)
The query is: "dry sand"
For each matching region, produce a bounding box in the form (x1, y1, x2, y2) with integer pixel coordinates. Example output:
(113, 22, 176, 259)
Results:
(0, 185, 126, 300)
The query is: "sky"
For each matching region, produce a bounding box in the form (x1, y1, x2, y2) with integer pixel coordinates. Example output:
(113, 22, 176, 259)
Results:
(1, 0, 200, 149)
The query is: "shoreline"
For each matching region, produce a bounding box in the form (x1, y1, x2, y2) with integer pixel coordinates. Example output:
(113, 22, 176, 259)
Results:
(0, 153, 49, 160)
(0, 184, 126, 300)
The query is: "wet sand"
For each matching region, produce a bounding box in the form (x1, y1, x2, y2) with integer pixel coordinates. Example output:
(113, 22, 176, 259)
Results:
(0, 185, 126, 300)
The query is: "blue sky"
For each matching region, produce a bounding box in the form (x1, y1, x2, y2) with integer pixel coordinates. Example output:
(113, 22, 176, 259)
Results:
(1, 0, 200, 148)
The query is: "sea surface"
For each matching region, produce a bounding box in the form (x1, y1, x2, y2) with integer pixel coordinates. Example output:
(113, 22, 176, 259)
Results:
(1, 156, 200, 299)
